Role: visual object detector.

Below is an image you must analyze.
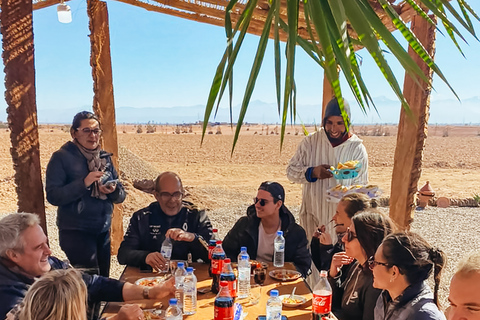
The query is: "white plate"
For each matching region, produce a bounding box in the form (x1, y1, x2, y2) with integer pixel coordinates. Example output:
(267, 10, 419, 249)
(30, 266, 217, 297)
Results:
(268, 269, 302, 281)
(135, 276, 166, 287)
(279, 294, 307, 307)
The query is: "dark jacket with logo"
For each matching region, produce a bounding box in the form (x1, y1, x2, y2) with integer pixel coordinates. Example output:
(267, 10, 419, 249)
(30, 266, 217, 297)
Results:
(374, 282, 446, 320)
(222, 204, 311, 277)
(46, 141, 126, 233)
(0, 256, 124, 320)
(117, 201, 213, 269)
(311, 233, 345, 272)
(330, 261, 382, 320)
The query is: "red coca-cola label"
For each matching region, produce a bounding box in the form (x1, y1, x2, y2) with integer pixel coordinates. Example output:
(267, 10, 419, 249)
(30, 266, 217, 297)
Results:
(208, 246, 215, 259)
(312, 291, 332, 315)
(214, 306, 233, 320)
(212, 259, 223, 275)
(227, 280, 236, 298)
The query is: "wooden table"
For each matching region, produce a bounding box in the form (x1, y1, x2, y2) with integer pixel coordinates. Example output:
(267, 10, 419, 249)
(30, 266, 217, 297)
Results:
(103, 262, 313, 320)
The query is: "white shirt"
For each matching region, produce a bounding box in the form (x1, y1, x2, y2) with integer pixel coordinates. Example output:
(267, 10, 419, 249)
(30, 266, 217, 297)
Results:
(256, 222, 281, 263)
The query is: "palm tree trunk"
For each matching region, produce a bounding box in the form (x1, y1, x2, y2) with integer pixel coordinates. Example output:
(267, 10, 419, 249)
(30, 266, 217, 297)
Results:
(389, 14, 436, 230)
(1, 0, 47, 234)
(88, 0, 123, 254)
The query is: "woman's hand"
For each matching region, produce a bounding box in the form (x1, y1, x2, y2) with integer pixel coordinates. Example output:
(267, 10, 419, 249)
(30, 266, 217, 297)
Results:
(99, 181, 117, 194)
(330, 252, 354, 278)
(313, 225, 332, 245)
(84, 171, 104, 187)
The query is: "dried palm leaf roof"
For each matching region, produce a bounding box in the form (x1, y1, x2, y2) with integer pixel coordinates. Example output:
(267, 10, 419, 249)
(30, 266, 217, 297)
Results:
(32, 0, 418, 44)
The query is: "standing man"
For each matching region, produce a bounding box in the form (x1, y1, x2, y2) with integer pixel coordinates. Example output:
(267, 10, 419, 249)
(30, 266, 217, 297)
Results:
(117, 172, 213, 271)
(286, 97, 368, 242)
(447, 250, 480, 320)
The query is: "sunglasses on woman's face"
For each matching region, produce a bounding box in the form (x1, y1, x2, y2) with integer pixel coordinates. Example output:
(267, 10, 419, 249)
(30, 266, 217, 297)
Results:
(368, 256, 392, 270)
(345, 227, 357, 242)
(254, 197, 270, 206)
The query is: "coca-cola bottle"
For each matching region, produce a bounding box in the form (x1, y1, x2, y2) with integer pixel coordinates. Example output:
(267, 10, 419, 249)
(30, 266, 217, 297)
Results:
(220, 258, 236, 299)
(211, 240, 226, 294)
(208, 239, 217, 277)
(312, 270, 332, 320)
(214, 281, 234, 320)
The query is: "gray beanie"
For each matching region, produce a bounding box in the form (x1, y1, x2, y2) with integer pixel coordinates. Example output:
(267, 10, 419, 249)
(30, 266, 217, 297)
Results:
(322, 97, 351, 127)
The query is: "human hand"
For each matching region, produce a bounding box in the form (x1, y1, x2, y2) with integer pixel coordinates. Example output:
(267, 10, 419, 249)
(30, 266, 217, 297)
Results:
(84, 171, 104, 187)
(99, 181, 117, 194)
(145, 252, 167, 271)
(165, 228, 195, 242)
(312, 164, 333, 180)
(150, 276, 175, 300)
(313, 225, 332, 245)
(115, 304, 144, 320)
(330, 252, 354, 277)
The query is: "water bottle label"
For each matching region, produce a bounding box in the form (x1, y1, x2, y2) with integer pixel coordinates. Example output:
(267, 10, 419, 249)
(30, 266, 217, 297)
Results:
(312, 293, 332, 314)
(161, 248, 172, 258)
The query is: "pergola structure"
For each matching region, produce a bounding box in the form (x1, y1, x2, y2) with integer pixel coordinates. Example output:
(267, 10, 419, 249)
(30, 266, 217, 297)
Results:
(1, 0, 435, 251)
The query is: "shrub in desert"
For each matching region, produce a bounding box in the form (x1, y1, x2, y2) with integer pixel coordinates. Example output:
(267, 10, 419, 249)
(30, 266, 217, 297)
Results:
(136, 125, 143, 134)
(216, 126, 222, 135)
(146, 122, 156, 134)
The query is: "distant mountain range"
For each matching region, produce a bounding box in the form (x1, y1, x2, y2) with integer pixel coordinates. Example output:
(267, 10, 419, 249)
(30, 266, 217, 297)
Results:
(2, 96, 480, 125)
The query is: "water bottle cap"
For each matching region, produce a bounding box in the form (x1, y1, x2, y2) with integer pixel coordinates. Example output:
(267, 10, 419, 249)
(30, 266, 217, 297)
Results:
(270, 290, 279, 297)
(241, 254, 248, 260)
(177, 262, 184, 268)
(186, 267, 194, 272)
(277, 231, 283, 236)
(240, 246, 247, 252)
(169, 298, 177, 305)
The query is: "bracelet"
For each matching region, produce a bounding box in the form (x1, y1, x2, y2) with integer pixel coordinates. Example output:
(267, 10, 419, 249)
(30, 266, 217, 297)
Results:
(143, 286, 150, 299)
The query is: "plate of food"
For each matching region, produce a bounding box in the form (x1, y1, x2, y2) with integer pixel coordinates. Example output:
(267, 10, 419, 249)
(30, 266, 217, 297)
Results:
(143, 309, 164, 320)
(329, 160, 361, 180)
(268, 269, 302, 282)
(135, 276, 166, 287)
(279, 294, 307, 307)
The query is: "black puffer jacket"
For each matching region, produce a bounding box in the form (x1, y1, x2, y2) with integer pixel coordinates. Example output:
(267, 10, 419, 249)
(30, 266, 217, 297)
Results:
(46, 141, 126, 233)
(117, 201, 213, 269)
(222, 204, 311, 277)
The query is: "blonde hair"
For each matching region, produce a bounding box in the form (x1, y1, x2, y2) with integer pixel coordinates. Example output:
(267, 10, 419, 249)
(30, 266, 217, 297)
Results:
(455, 250, 480, 275)
(17, 269, 87, 320)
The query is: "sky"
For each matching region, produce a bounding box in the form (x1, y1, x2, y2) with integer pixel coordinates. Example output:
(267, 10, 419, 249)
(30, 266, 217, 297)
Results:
(0, 0, 479, 124)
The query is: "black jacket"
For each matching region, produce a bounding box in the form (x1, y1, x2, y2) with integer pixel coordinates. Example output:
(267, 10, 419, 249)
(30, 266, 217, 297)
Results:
(329, 261, 382, 320)
(117, 201, 213, 269)
(0, 256, 124, 320)
(222, 204, 311, 277)
(311, 233, 345, 272)
(46, 141, 126, 233)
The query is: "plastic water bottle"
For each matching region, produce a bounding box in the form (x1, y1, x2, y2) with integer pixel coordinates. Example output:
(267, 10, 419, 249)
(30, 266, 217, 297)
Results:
(312, 270, 332, 320)
(266, 289, 282, 320)
(183, 267, 197, 315)
(174, 262, 186, 310)
(165, 298, 182, 320)
(273, 231, 285, 267)
(160, 237, 173, 272)
(237, 246, 249, 263)
(237, 254, 251, 299)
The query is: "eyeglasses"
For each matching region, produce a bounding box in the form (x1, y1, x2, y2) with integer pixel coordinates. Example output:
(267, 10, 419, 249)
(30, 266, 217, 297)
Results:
(345, 227, 357, 242)
(158, 191, 183, 200)
(368, 256, 392, 270)
(254, 197, 270, 206)
(78, 128, 102, 135)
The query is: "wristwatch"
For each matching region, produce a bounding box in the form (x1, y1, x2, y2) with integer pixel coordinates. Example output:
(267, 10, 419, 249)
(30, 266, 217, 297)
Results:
(143, 286, 150, 299)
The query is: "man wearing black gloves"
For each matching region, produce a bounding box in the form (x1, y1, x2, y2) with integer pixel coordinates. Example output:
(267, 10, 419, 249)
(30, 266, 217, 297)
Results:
(118, 172, 213, 271)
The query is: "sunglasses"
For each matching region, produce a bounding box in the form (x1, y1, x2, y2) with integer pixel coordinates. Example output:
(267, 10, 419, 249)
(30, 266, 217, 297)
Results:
(158, 191, 183, 200)
(368, 256, 392, 270)
(78, 128, 102, 135)
(254, 197, 270, 206)
(345, 227, 357, 242)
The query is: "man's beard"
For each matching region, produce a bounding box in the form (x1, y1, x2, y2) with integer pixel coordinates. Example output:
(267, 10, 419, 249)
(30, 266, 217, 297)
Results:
(326, 130, 347, 144)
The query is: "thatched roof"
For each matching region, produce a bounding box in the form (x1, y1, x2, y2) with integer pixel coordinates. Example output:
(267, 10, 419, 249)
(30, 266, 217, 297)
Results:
(32, 0, 418, 43)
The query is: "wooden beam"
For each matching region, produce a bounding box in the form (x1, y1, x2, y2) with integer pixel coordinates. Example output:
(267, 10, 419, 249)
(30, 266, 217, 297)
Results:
(87, 0, 123, 254)
(389, 13, 436, 230)
(1, 0, 47, 235)
(322, 70, 334, 119)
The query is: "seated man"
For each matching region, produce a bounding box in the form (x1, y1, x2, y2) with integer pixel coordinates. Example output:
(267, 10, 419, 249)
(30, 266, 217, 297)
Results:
(447, 250, 480, 320)
(118, 171, 213, 271)
(223, 181, 311, 277)
(0, 212, 175, 320)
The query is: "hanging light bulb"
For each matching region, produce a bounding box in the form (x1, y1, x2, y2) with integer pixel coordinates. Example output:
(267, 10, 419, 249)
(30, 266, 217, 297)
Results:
(57, 1, 72, 23)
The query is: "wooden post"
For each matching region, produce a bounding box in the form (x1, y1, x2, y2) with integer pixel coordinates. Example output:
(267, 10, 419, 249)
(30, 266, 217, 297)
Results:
(322, 70, 334, 119)
(389, 14, 436, 229)
(87, 0, 123, 254)
(1, 0, 47, 235)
